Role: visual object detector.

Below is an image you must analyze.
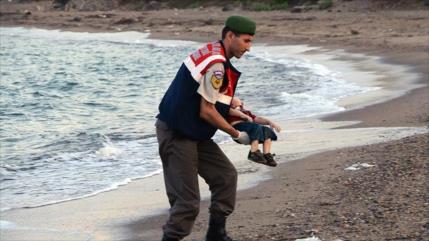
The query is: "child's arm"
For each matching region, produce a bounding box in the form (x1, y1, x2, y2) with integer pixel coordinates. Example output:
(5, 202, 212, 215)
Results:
(254, 116, 282, 132)
(229, 108, 253, 122)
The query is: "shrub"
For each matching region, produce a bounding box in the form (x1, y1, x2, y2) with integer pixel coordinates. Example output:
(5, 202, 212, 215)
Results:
(244, 0, 289, 11)
(272, 0, 289, 9)
(249, 2, 273, 11)
(319, 0, 333, 9)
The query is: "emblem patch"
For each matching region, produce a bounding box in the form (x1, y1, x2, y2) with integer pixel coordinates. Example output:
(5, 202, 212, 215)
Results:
(211, 70, 224, 89)
(213, 70, 224, 80)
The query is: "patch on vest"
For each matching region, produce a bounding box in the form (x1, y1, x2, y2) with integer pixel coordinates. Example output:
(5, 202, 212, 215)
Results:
(211, 70, 224, 89)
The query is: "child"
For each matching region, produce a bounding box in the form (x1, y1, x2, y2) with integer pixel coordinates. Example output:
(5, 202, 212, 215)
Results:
(228, 97, 281, 167)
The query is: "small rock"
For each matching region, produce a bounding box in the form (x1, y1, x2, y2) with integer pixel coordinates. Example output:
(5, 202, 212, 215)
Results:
(72, 16, 81, 22)
(146, 1, 162, 11)
(351, 29, 359, 35)
(52, 0, 67, 10)
(114, 18, 136, 25)
(222, 3, 234, 11)
(204, 17, 214, 25)
(291, 6, 303, 13)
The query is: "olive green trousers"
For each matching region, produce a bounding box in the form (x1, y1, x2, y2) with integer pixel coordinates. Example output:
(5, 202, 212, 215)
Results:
(156, 119, 237, 240)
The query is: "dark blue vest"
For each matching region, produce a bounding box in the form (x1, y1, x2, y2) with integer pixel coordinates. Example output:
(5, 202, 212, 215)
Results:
(157, 41, 241, 140)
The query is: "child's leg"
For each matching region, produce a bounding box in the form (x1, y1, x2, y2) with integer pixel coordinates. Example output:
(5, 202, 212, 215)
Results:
(247, 141, 267, 164)
(262, 139, 277, 167)
(250, 140, 259, 152)
(262, 138, 272, 154)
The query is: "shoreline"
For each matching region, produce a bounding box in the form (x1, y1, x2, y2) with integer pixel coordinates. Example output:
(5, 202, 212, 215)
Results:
(1, 3, 428, 241)
(0, 27, 428, 241)
(0, 26, 424, 213)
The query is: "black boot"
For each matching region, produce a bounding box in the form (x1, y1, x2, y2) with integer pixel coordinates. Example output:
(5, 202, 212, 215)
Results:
(205, 215, 234, 241)
(161, 234, 179, 241)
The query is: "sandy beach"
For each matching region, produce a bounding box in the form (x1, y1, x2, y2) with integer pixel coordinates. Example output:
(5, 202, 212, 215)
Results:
(1, 1, 428, 241)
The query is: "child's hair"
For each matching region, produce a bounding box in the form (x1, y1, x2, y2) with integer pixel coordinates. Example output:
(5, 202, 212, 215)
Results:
(231, 96, 243, 108)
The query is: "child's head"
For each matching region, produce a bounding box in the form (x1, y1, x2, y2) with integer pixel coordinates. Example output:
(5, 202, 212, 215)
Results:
(231, 97, 243, 108)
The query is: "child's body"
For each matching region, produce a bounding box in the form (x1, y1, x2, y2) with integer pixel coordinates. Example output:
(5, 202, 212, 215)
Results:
(228, 97, 281, 167)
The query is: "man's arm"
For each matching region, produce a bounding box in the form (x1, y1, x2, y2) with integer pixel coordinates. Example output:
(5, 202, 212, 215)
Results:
(197, 62, 248, 143)
(200, 98, 240, 138)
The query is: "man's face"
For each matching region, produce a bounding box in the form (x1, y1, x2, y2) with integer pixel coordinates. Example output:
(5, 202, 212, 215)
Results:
(230, 33, 253, 59)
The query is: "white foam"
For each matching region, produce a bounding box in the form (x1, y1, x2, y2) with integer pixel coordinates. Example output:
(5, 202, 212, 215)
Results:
(0, 136, 163, 211)
(249, 44, 422, 112)
(345, 162, 375, 171)
(0, 27, 198, 48)
(295, 236, 322, 241)
(242, 44, 380, 121)
(95, 142, 123, 158)
(0, 27, 148, 43)
(280, 91, 345, 118)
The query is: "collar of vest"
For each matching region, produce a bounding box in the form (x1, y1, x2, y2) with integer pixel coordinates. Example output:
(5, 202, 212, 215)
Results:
(183, 41, 227, 81)
(219, 40, 242, 76)
(182, 41, 242, 107)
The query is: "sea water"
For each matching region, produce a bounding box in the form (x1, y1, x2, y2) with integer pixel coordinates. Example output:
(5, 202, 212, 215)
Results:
(0, 27, 372, 211)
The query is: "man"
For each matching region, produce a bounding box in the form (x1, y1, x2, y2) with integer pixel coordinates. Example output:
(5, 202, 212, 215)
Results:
(156, 15, 256, 241)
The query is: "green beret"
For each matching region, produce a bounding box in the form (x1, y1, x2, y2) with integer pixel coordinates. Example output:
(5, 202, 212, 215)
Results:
(225, 15, 256, 35)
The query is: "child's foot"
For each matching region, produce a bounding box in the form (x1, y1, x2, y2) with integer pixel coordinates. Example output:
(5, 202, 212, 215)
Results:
(247, 150, 267, 165)
(263, 153, 277, 167)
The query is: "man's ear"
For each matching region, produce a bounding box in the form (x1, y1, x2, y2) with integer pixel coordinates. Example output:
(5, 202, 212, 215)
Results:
(226, 31, 235, 41)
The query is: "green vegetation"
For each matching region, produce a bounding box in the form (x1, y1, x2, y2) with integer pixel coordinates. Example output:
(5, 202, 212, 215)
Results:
(248, 2, 273, 11)
(271, 0, 289, 10)
(236, 0, 289, 11)
(52, 0, 335, 11)
(235, 0, 333, 11)
(318, 0, 333, 9)
(49, 0, 423, 11)
(188, 1, 202, 8)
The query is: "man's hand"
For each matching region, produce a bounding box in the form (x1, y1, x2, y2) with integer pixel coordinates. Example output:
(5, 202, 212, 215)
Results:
(232, 131, 250, 145)
(200, 98, 240, 138)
